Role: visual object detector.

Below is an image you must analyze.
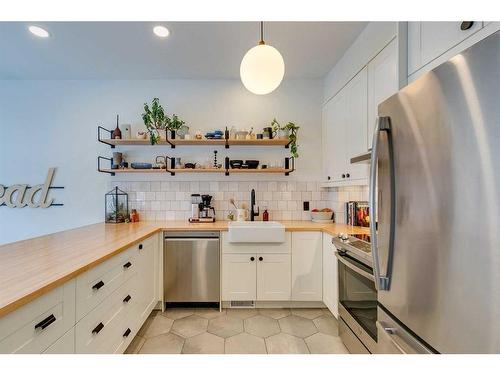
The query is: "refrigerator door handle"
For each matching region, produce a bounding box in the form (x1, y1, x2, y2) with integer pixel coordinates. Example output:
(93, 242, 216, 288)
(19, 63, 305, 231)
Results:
(369, 116, 395, 290)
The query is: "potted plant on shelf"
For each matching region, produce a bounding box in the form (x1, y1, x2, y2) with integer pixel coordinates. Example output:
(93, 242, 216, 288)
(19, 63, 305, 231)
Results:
(270, 118, 300, 158)
(142, 98, 169, 145)
(167, 114, 186, 140)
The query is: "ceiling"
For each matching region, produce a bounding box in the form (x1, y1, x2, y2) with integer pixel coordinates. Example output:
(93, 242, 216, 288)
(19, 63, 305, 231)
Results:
(0, 22, 367, 80)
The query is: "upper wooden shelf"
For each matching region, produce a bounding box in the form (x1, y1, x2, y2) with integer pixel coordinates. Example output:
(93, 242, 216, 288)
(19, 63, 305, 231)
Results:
(101, 138, 291, 148)
(99, 167, 293, 176)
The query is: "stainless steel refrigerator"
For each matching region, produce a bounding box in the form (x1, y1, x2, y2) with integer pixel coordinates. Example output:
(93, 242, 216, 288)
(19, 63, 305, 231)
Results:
(370, 31, 500, 353)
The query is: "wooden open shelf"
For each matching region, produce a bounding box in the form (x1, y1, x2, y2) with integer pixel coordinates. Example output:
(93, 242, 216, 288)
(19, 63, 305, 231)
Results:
(99, 168, 293, 175)
(102, 138, 291, 147)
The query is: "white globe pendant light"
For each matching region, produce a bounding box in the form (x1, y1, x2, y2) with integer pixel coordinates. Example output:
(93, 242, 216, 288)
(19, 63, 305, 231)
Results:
(240, 22, 285, 95)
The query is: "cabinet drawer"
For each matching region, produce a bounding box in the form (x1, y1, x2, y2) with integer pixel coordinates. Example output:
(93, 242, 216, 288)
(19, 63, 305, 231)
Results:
(43, 327, 75, 354)
(75, 246, 138, 321)
(75, 274, 138, 354)
(222, 232, 291, 254)
(0, 280, 75, 354)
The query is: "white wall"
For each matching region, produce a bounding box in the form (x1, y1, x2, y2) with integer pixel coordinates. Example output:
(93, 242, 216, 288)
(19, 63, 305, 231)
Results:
(0, 78, 322, 244)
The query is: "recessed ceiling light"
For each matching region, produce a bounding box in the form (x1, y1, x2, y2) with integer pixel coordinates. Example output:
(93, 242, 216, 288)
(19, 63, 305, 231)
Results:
(153, 25, 170, 38)
(28, 25, 50, 38)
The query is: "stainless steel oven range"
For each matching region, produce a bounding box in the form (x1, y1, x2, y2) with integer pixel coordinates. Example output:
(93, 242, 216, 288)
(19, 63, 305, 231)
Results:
(333, 233, 377, 353)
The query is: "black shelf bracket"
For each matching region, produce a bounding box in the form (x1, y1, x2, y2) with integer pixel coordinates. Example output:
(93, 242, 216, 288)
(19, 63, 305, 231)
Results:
(165, 156, 176, 176)
(98, 156, 115, 176)
(225, 133, 229, 149)
(285, 139, 292, 149)
(285, 157, 295, 176)
(98, 126, 115, 148)
(166, 139, 175, 149)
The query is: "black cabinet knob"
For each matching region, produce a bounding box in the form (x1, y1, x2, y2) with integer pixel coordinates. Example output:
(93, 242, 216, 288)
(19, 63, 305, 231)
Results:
(259, 257, 263, 261)
(123, 328, 131, 338)
(138, 244, 143, 250)
(346, 173, 350, 178)
(327, 176, 331, 180)
(92, 322, 104, 335)
(92, 280, 105, 290)
(342, 174, 346, 178)
(460, 21, 474, 30)
(250, 257, 255, 261)
(34, 314, 56, 330)
(123, 295, 132, 303)
(123, 261, 132, 269)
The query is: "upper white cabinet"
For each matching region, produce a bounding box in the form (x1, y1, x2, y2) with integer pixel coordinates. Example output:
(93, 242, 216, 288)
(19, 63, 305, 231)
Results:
(322, 233, 338, 318)
(367, 38, 399, 150)
(408, 21, 492, 78)
(323, 68, 369, 184)
(291, 232, 323, 301)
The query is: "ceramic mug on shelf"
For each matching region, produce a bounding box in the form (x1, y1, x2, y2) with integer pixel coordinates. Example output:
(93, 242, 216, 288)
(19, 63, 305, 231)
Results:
(236, 209, 248, 221)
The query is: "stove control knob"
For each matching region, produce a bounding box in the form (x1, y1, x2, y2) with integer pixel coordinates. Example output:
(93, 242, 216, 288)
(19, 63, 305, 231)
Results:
(341, 233, 349, 241)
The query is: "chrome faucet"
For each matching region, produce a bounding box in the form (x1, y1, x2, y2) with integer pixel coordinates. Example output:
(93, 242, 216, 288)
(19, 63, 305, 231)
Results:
(250, 189, 259, 221)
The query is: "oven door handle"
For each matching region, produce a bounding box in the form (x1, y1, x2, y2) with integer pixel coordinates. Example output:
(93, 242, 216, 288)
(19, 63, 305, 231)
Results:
(335, 252, 375, 282)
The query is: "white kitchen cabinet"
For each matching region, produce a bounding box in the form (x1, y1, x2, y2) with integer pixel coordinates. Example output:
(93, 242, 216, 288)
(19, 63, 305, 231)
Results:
(408, 21, 483, 76)
(323, 89, 347, 183)
(257, 254, 291, 301)
(322, 234, 339, 318)
(346, 67, 369, 180)
(222, 254, 257, 301)
(367, 38, 399, 150)
(133, 236, 157, 325)
(0, 280, 75, 354)
(43, 327, 75, 354)
(291, 232, 323, 301)
(322, 68, 369, 184)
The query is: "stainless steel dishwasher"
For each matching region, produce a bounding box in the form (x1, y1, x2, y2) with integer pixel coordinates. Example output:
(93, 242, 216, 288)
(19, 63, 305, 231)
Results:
(163, 231, 220, 307)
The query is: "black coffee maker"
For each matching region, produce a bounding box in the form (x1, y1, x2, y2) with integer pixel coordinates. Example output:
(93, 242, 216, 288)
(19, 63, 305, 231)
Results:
(199, 194, 216, 222)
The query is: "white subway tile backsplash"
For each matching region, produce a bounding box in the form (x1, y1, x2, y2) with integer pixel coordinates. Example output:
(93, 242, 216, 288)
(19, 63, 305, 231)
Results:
(115, 179, 362, 225)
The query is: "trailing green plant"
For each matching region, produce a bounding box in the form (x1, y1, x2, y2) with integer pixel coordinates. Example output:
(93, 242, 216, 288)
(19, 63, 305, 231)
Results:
(142, 98, 169, 145)
(284, 121, 300, 158)
(269, 118, 300, 158)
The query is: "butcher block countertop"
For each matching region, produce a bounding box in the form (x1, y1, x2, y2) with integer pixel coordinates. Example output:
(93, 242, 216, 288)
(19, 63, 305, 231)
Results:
(0, 221, 369, 318)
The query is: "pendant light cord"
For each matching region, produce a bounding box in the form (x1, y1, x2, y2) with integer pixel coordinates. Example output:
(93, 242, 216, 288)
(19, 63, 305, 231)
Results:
(259, 21, 265, 45)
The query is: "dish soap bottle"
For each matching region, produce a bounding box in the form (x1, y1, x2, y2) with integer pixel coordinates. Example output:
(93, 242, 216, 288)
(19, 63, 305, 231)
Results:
(263, 208, 269, 221)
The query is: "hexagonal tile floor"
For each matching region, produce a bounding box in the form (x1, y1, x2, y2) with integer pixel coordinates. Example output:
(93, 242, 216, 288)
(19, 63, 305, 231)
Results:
(125, 307, 349, 354)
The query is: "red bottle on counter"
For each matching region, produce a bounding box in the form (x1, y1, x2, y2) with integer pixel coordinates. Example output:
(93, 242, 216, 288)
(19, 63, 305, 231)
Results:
(263, 209, 269, 221)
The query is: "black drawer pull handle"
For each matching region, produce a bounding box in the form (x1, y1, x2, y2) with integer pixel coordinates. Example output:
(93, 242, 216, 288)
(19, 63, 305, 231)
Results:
(123, 328, 131, 338)
(250, 257, 255, 261)
(35, 314, 56, 330)
(92, 322, 104, 335)
(123, 261, 132, 269)
(259, 256, 263, 261)
(123, 295, 132, 303)
(92, 280, 105, 290)
(138, 244, 143, 250)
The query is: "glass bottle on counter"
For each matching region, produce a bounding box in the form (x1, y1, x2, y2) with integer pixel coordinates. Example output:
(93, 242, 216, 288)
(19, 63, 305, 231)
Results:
(263, 208, 269, 221)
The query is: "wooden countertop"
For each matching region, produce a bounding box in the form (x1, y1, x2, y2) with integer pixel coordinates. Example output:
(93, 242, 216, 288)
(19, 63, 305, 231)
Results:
(0, 221, 368, 318)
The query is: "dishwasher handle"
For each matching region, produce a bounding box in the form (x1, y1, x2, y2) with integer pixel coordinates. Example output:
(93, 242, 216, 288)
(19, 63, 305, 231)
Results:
(164, 238, 220, 242)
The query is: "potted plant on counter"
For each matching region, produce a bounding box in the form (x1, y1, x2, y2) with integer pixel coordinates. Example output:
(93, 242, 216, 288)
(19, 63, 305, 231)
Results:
(142, 98, 169, 145)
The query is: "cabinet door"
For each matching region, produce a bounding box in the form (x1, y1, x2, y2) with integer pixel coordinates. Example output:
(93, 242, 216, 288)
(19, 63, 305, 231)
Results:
(346, 67, 369, 180)
(324, 90, 348, 182)
(322, 234, 339, 318)
(367, 38, 399, 151)
(420, 22, 482, 68)
(291, 232, 323, 301)
(222, 254, 256, 301)
(135, 236, 157, 325)
(257, 254, 291, 301)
